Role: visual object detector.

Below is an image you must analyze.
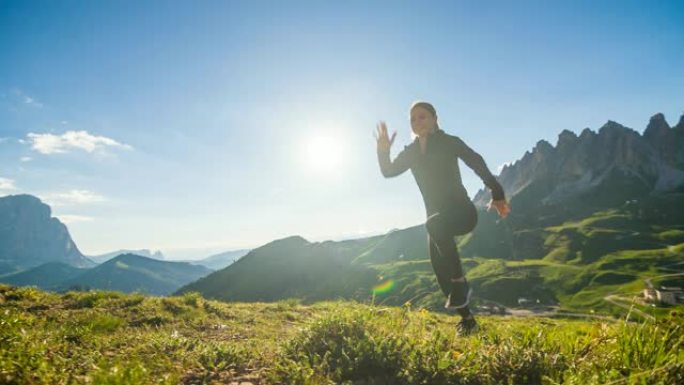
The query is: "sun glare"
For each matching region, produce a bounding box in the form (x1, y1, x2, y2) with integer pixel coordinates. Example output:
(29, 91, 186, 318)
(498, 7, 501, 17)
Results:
(304, 134, 344, 173)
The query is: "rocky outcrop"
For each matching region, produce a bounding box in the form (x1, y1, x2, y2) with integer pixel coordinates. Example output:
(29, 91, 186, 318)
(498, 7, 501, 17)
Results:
(0, 194, 94, 273)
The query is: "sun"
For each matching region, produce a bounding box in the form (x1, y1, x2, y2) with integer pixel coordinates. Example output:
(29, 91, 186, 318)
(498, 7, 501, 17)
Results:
(304, 134, 344, 173)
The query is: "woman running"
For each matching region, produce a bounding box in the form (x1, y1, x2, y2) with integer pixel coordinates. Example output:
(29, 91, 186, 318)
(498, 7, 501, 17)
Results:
(375, 101, 510, 336)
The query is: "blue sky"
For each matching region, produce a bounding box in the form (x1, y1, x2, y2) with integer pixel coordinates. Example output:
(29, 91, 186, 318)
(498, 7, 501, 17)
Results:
(1, 0, 682, 259)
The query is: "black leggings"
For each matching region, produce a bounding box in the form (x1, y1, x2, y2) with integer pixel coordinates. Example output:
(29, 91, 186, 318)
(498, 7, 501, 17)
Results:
(425, 200, 478, 298)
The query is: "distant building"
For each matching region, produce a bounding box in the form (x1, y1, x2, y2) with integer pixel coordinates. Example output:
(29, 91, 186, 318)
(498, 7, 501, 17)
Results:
(643, 288, 656, 302)
(657, 290, 677, 305)
(645, 287, 684, 305)
(660, 286, 684, 304)
(475, 304, 507, 315)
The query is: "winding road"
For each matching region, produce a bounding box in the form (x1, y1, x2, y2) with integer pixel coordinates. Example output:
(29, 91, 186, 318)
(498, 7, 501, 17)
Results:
(475, 271, 684, 322)
(602, 272, 684, 322)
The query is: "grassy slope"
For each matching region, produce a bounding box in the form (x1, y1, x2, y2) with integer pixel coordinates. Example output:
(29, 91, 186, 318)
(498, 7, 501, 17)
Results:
(368, 205, 684, 315)
(1, 285, 683, 385)
(60, 254, 213, 295)
(179, 236, 379, 302)
(0, 262, 87, 290)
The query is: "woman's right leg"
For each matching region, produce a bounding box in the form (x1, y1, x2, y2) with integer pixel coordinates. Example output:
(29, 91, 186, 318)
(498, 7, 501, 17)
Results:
(428, 234, 452, 297)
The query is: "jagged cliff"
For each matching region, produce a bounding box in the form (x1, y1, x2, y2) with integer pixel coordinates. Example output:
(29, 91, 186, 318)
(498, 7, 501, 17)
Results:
(0, 194, 94, 274)
(473, 113, 684, 207)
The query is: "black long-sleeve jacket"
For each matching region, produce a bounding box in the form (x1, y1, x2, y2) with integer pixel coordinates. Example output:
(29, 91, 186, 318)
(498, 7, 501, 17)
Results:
(377, 128, 505, 216)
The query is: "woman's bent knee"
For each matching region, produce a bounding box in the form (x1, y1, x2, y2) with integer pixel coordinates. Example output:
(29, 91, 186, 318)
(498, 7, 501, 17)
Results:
(425, 203, 478, 238)
(425, 213, 450, 241)
(457, 203, 478, 235)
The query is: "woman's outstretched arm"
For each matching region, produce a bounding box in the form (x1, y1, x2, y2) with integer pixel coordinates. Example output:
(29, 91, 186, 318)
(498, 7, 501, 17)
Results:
(448, 135, 510, 217)
(375, 121, 412, 178)
(449, 135, 505, 199)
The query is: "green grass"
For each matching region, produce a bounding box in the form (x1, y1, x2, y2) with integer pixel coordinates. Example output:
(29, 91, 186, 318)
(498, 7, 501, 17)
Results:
(1, 284, 683, 384)
(657, 228, 684, 242)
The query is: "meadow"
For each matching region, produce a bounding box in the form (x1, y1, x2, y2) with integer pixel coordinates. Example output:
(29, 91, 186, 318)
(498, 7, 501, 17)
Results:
(1, 284, 682, 385)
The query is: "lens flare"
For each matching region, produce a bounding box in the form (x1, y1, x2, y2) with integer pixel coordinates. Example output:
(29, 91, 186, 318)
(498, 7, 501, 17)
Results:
(372, 279, 395, 295)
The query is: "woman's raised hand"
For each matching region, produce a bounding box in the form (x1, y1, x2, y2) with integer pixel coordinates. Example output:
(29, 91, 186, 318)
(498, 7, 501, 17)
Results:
(375, 121, 396, 152)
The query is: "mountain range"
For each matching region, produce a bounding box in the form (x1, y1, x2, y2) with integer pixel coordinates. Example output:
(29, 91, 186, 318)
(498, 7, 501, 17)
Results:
(472, 113, 684, 209)
(0, 194, 214, 294)
(184, 248, 250, 270)
(59, 253, 211, 295)
(89, 249, 166, 264)
(89, 248, 249, 270)
(2, 112, 683, 310)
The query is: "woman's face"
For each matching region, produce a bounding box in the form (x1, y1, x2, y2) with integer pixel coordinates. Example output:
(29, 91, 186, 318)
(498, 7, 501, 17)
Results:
(410, 107, 437, 138)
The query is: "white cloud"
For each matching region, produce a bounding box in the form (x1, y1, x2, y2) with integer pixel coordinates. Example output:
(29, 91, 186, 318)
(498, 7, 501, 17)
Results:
(0, 177, 17, 191)
(20, 156, 32, 162)
(27, 130, 133, 155)
(43, 189, 107, 206)
(11, 89, 43, 108)
(56, 214, 94, 224)
(23, 96, 43, 108)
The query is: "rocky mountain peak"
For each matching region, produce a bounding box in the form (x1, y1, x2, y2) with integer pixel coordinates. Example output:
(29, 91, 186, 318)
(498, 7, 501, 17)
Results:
(675, 113, 684, 132)
(533, 139, 554, 154)
(556, 129, 579, 149)
(597, 120, 642, 144)
(579, 127, 595, 139)
(0, 194, 94, 273)
(598, 120, 628, 135)
(0, 194, 51, 218)
(649, 112, 668, 124)
(644, 113, 671, 141)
